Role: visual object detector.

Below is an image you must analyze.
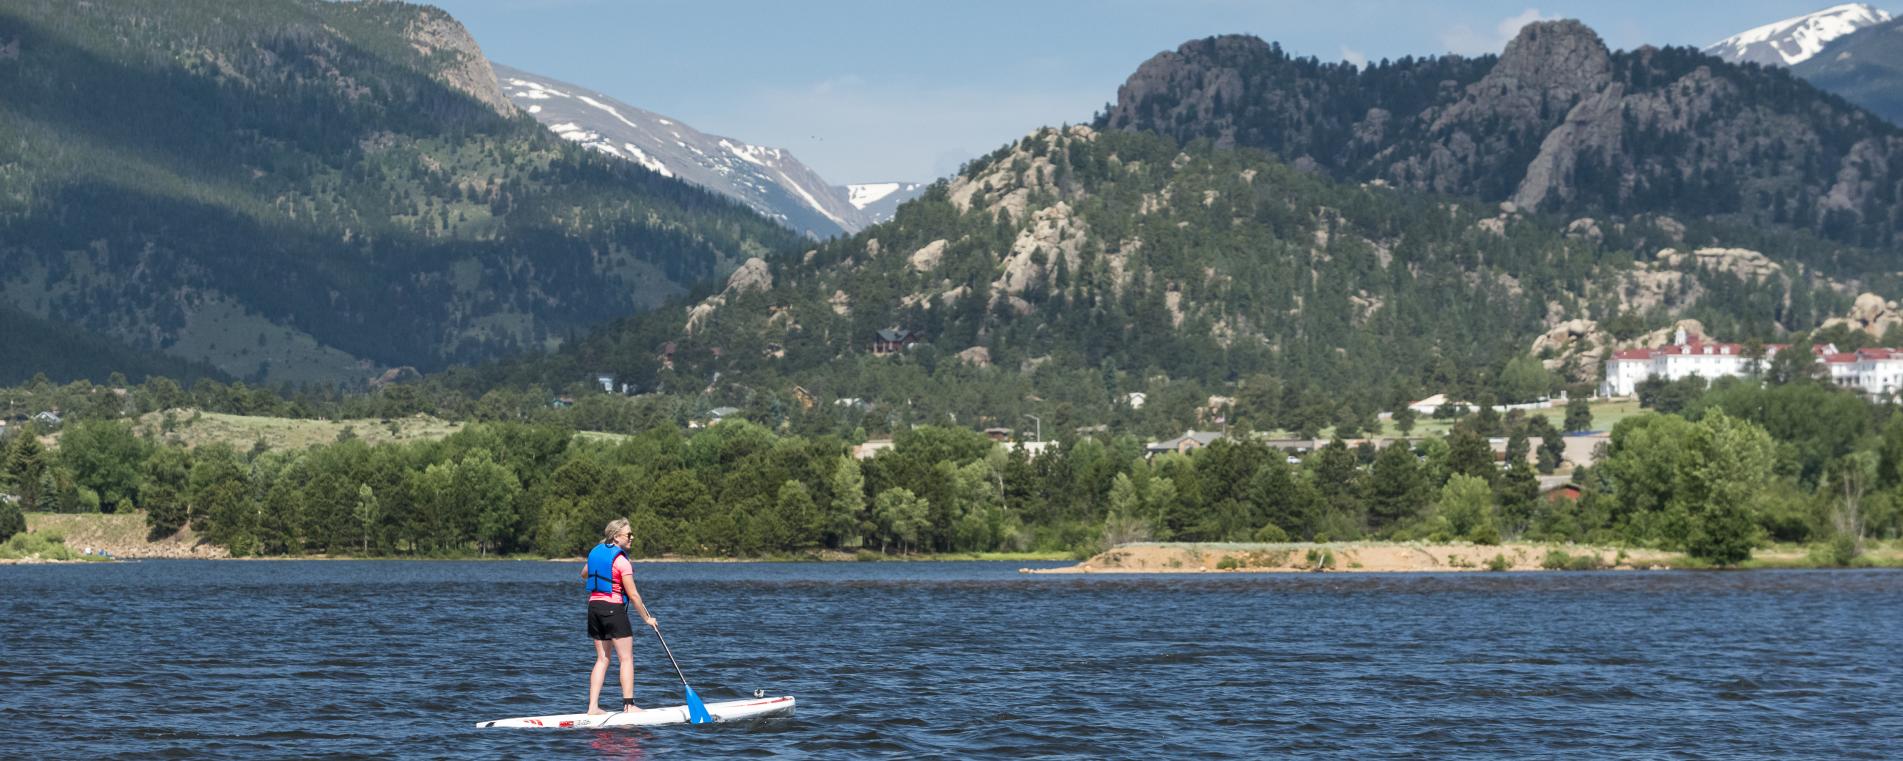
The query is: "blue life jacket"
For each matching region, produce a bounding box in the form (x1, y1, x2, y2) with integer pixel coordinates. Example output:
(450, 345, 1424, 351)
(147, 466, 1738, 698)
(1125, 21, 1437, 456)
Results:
(585, 543, 625, 600)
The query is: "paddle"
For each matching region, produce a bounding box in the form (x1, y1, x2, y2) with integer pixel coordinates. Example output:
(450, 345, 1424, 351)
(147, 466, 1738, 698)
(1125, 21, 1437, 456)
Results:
(652, 626, 713, 724)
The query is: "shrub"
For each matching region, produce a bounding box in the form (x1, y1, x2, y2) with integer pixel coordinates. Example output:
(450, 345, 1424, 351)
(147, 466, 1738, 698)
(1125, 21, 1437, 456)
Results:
(1253, 523, 1288, 543)
(1541, 549, 1604, 571)
(1808, 535, 1863, 567)
(1216, 556, 1241, 570)
(1485, 554, 1511, 572)
(0, 531, 87, 561)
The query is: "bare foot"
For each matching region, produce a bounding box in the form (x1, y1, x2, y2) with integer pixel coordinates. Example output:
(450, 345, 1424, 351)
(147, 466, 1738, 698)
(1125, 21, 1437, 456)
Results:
(621, 700, 641, 712)
(587, 707, 607, 715)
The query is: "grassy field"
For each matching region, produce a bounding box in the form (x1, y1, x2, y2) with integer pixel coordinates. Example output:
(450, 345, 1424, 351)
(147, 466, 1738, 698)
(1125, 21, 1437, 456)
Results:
(124, 409, 468, 453)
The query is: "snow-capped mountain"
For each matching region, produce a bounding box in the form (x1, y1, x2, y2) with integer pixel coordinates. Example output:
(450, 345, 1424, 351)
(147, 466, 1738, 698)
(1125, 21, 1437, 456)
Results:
(1704, 3, 1892, 67)
(493, 63, 907, 238)
(846, 182, 928, 225)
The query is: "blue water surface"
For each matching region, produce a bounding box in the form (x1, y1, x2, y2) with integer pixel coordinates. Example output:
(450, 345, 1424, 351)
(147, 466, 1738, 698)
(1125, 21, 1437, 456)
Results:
(3, 560, 1901, 759)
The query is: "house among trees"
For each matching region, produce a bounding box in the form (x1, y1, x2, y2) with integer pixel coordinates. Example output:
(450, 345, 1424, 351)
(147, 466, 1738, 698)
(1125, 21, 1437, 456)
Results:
(32, 410, 61, 427)
(1145, 430, 1225, 456)
(593, 373, 615, 392)
(871, 328, 923, 355)
(983, 427, 1013, 442)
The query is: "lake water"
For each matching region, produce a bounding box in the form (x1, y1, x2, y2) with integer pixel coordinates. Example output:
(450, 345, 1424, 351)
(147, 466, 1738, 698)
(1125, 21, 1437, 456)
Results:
(3, 561, 1901, 759)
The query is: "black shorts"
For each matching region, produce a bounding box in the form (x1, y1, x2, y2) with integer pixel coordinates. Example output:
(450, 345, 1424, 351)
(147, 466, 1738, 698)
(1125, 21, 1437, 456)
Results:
(588, 601, 634, 641)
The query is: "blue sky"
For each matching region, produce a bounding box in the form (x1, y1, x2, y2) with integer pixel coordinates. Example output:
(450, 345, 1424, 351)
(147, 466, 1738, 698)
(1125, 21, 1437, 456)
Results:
(425, 1, 1885, 183)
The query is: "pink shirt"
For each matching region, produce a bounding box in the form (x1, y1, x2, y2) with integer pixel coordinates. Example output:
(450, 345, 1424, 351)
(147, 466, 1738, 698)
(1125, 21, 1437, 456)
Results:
(588, 554, 634, 604)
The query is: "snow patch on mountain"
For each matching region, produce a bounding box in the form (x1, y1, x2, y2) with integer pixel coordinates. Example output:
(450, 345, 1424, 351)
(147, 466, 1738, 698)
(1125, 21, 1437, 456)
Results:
(1705, 3, 1892, 66)
(494, 63, 920, 238)
(848, 182, 903, 209)
(846, 182, 929, 224)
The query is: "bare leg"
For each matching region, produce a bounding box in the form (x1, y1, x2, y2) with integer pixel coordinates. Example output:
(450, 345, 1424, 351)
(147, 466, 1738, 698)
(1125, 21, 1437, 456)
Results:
(613, 635, 637, 710)
(587, 638, 610, 714)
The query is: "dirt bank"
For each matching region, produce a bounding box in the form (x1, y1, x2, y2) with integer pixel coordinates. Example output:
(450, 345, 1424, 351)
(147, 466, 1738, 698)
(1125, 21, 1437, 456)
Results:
(1028, 542, 1685, 574)
(21, 512, 229, 560)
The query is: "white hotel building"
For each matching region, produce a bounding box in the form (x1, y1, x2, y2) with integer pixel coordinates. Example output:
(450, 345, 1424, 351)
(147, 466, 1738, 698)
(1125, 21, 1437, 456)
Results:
(1600, 330, 1903, 399)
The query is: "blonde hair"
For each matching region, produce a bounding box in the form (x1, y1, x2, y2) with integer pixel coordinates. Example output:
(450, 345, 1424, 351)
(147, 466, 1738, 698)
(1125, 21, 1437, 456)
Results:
(602, 518, 631, 543)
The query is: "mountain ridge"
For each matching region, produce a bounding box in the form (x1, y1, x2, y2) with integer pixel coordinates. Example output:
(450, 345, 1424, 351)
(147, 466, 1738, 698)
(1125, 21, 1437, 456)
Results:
(492, 63, 926, 238)
(1099, 21, 1903, 249)
(0, 0, 798, 385)
(1703, 2, 1891, 67)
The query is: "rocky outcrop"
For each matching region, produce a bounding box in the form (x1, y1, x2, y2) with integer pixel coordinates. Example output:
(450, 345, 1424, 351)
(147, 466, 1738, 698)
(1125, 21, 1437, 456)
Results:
(1656, 247, 1783, 281)
(948, 126, 1092, 220)
(1821, 292, 1903, 337)
(1101, 20, 1903, 245)
(403, 9, 513, 117)
(995, 203, 1085, 296)
(909, 240, 949, 272)
(683, 257, 772, 335)
(723, 257, 773, 296)
(1531, 318, 1611, 382)
(956, 346, 992, 367)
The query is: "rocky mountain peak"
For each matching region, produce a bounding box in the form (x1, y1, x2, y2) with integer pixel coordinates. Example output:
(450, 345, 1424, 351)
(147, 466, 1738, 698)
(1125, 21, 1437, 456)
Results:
(401, 8, 513, 117)
(1491, 20, 1612, 96)
(1103, 35, 1274, 148)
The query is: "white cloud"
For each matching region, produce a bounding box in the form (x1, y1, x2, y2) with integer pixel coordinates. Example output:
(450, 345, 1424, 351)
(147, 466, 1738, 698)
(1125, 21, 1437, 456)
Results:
(1440, 7, 1560, 56)
(1340, 45, 1367, 69)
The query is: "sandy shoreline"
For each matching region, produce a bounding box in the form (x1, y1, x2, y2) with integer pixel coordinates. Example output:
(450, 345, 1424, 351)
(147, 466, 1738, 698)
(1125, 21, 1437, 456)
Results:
(1027, 542, 1693, 574)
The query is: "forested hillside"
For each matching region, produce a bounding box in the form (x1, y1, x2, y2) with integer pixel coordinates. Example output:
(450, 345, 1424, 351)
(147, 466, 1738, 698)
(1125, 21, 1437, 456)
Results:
(1101, 21, 1903, 248)
(0, 0, 797, 385)
(464, 125, 1866, 437)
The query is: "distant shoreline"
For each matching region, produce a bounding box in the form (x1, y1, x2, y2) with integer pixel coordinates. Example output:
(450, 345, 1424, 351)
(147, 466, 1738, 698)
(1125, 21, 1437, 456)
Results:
(1024, 541, 1902, 574)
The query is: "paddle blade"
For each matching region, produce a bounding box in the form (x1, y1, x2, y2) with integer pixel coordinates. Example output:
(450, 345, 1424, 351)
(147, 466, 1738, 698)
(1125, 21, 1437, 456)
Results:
(684, 684, 713, 724)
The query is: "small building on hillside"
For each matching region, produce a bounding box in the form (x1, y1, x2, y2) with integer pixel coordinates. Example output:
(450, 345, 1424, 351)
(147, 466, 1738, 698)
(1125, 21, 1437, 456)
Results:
(983, 427, 1013, 442)
(593, 373, 616, 393)
(1407, 394, 1460, 415)
(1541, 482, 1585, 504)
(872, 328, 924, 355)
(1007, 440, 1056, 459)
(1145, 430, 1225, 456)
(852, 439, 897, 460)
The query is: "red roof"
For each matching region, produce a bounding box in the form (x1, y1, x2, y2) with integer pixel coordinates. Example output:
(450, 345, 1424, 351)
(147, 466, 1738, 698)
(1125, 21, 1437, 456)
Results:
(1654, 341, 1744, 356)
(1612, 349, 1654, 360)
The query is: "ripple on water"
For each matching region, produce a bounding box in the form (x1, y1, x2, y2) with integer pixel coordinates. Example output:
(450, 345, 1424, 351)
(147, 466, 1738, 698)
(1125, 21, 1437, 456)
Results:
(3, 562, 1902, 759)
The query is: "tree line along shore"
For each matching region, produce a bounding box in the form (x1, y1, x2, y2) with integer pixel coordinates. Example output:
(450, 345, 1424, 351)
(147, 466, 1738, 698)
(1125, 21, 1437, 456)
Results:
(1, 370, 1900, 568)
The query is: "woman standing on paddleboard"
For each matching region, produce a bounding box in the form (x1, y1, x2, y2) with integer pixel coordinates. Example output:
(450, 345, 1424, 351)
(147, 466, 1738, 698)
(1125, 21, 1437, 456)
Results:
(584, 518, 658, 715)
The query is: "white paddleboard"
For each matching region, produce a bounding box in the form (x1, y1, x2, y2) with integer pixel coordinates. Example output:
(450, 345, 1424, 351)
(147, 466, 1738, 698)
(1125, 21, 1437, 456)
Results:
(476, 696, 795, 729)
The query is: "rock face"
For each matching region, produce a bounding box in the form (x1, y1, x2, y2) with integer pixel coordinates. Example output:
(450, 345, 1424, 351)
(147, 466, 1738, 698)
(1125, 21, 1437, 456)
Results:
(1101, 20, 1903, 246)
(1656, 247, 1784, 281)
(1821, 292, 1903, 337)
(403, 9, 513, 117)
(684, 257, 772, 335)
(948, 126, 1092, 219)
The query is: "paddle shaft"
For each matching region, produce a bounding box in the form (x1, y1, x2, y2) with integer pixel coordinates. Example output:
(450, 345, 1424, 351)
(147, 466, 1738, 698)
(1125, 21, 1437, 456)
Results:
(652, 626, 692, 687)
